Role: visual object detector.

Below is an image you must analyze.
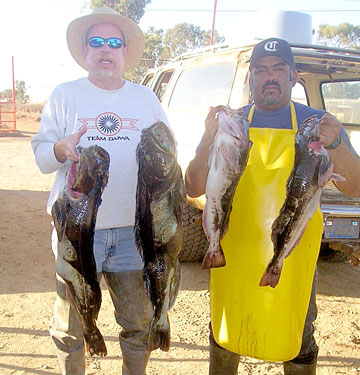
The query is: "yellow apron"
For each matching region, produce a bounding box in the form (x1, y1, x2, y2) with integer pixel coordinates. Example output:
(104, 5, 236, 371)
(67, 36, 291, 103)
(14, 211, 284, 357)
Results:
(210, 102, 323, 361)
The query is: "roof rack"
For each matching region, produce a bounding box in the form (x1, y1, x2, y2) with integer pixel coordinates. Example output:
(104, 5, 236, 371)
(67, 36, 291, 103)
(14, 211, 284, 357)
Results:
(173, 43, 230, 61)
(290, 42, 360, 56)
(171, 40, 360, 65)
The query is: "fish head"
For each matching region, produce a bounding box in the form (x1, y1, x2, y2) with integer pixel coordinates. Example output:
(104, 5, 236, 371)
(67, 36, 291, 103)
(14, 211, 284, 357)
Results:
(296, 115, 321, 144)
(70, 145, 110, 196)
(218, 106, 250, 141)
(138, 122, 178, 182)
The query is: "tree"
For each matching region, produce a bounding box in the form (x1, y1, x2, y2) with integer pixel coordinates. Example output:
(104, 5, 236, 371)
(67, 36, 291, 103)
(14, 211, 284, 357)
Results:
(316, 23, 360, 49)
(15, 80, 29, 104)
(90, 0, 151, 23)
(161, 23, 225, 61)
(125, 27, 164, 82)
(0, 89, 13, 101)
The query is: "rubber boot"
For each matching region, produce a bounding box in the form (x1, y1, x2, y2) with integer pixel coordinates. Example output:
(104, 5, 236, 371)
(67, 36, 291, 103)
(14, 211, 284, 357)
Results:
(54, 341, 86, 375)
(50, 275, 86, 375)
(283, 360, 317, 374)
(104, 271, 154, 375)
(209, 329, 240, 375)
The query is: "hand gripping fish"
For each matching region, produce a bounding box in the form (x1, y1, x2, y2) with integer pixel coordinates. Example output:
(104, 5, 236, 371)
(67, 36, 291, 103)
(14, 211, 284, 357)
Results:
(202, 106, 252, 269)
(260, 115, 345, 288)
(51, 145, 110, 356)
(135, 122, 184, 352)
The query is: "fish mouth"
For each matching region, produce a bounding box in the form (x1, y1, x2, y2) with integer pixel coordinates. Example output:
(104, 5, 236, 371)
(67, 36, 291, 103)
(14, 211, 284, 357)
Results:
(67, 161, 84, 199)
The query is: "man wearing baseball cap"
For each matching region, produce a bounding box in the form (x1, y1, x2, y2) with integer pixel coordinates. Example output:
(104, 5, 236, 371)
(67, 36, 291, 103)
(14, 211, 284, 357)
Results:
(32, 7, 169, 375)
(186, 37, 360, 374)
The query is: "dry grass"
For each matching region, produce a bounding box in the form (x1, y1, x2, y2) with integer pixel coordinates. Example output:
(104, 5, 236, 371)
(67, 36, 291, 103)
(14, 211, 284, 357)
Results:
(16, 102, 44, 121)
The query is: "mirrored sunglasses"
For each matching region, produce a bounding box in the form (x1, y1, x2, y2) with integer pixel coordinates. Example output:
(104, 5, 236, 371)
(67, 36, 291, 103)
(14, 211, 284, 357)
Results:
(87, 36, 125, 49)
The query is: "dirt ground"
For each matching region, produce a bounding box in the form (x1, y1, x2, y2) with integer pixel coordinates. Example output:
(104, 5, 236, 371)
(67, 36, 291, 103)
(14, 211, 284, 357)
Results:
(1, 118, 360, 375)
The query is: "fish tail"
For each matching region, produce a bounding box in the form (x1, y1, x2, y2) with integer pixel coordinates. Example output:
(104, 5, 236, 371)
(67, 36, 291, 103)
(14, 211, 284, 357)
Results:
(259, 263, 283, 288)
(84, 327, 107, 357)
(147, 314, 171, 352)
(201, 245, 226, 269)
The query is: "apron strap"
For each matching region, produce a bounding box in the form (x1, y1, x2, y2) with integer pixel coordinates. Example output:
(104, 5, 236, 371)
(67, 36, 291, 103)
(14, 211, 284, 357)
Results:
(248, 102, 298, 130)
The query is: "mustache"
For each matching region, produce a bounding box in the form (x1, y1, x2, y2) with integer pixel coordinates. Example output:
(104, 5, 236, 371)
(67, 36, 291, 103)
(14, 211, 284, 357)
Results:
(262, 81, 281, 91)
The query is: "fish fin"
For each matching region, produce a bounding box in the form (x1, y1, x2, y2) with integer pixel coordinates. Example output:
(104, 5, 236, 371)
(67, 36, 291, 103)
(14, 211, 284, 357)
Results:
(259, 262, 283, 288)
(318, 160, 334, 188)
(51, 198, 68, 242)
(84, 327, 107, 357)
(202, 245, 226, 269)
(220, 142, 241, 174)
(170, 182, 185, 225)
(147, 314, 171, 352)
(221, 205, 233, 238)
(331, 173, 346, 182)
(208, 143, 217, 170)
(202, 209, 211, 241)
(285, 225, 307, 258)
(143, 268, 155, 305)
(135, 184, 151, 261)
(169, 260, 181, 309)
(318, 160, 345, 188)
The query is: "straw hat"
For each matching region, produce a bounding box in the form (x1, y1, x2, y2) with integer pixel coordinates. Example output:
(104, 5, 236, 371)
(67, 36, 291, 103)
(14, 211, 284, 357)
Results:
(66, 7, 145, 72)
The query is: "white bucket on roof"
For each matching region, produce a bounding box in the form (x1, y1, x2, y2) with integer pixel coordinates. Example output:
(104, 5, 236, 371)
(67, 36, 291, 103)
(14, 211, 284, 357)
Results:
(253, 11, 313, 44)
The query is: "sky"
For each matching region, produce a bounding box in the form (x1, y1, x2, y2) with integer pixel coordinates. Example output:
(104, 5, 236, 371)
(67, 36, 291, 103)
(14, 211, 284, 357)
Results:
(1, 0, 360, 102)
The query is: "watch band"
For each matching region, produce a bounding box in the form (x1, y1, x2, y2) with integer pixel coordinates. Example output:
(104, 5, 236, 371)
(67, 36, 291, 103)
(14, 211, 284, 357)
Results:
(325, 135, 342, 150)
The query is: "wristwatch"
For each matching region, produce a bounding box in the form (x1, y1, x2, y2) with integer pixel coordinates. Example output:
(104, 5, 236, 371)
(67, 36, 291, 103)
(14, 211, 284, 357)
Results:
(325, 135, 342, 150)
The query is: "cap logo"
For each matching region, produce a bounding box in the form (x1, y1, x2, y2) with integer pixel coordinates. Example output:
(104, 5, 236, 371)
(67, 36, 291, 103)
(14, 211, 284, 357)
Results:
(264, 41, 279, 52)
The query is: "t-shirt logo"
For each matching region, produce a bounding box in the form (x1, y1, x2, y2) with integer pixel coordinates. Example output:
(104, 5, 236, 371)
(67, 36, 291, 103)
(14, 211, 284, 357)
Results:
(97, 112, 122, 135)
(264, 41, 279, 52)
(78, 112, 139, 136)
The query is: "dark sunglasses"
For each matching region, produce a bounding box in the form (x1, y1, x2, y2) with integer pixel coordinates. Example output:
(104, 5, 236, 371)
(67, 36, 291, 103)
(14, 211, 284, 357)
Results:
(87, 36, 125, 49)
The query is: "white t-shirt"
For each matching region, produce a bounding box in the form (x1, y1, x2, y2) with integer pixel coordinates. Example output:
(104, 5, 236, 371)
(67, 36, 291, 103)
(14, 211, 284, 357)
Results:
(31, 77, 169, 229)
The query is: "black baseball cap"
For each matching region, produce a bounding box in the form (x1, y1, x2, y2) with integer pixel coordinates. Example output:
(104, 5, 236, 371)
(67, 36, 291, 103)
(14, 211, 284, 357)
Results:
(250, 38, 294, 68)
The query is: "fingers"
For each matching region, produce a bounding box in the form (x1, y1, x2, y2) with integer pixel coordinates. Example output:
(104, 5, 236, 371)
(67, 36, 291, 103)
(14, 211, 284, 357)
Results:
(206, 105, 224, 120)
(54, 126, 87, 163)
(205, 105, 224, 137)
(319, 113, 342, 147)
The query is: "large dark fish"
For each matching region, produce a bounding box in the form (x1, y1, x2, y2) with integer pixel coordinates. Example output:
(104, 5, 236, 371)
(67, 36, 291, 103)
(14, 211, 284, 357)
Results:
(51, 145, 110, 356)
(135, 122, 184, 352)
(260, 115, 344, 288)
(202, 106, 252, 269)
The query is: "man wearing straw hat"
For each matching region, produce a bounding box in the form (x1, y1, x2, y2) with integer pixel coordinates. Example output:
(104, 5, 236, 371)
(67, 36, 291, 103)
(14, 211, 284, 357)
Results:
(32, 7, 169, 375)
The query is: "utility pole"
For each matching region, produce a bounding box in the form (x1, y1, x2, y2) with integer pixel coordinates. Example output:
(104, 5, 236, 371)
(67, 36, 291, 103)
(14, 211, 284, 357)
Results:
(210, 0, 217, 45)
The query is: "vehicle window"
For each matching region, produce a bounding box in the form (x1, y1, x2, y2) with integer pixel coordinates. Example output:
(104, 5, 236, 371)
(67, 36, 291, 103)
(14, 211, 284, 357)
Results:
(291, 83, 308, 105)
(142, 74, 154, 88)
(322, 81, 360, 124)
(168, 63, 236, 113)
(154, 71, 174, 101)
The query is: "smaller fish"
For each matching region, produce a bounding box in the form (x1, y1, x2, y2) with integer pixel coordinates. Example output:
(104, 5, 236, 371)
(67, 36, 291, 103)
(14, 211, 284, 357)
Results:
(135, 122, 184, 352)
(52, 145, 110, 356)
(202, 106, 252, 269)
(260, 115, 345, 288)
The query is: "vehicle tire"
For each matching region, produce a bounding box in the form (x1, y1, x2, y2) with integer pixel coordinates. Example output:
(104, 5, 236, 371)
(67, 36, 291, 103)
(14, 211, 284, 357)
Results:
(179, 200, 208, 262)
(318, 242, 349, 262)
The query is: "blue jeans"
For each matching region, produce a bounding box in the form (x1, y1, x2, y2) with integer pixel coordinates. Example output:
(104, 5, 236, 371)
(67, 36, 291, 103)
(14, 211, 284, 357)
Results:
(93, 226, 144, 273)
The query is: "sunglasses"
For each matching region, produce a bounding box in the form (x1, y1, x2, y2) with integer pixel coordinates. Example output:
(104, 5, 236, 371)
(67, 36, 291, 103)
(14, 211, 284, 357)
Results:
(87, 36, 125, 49)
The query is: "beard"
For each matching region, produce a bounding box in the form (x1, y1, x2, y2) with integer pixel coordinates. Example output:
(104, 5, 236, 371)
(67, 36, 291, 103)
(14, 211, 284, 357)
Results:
(261, 94, 281, 106)
(96, 68, 115, 80)
(260, 81, 281, 106)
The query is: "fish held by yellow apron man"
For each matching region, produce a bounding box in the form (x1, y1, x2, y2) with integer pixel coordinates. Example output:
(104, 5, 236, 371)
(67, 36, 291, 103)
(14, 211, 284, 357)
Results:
(202, 106, 252, 269)
(260, 115, 345, 288)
